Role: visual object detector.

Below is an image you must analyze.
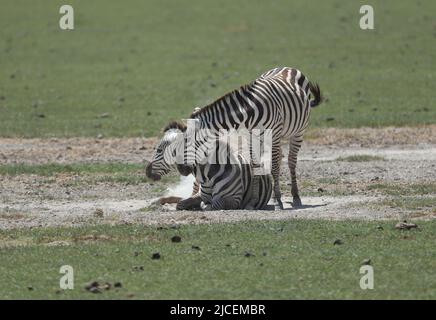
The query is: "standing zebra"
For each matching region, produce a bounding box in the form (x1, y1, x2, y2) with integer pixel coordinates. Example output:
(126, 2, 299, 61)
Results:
(146, 67, 322, 209)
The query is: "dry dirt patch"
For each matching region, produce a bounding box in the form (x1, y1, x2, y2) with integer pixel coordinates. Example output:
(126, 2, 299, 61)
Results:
(0, 137, 157, 165)
(1, 126, 435, 165)
(305, 125, 436, 146)
(0, 127, 435, 229)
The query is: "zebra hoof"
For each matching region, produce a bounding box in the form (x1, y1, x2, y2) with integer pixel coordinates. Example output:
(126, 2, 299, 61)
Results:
(274, 199, 284, 210)
(201, 204, 213, 211)
(176, 203, 186, 211)
(292, 196, 302, 207)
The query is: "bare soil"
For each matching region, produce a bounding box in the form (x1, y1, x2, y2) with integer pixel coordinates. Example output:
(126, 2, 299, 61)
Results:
(0, 127, 435, 229)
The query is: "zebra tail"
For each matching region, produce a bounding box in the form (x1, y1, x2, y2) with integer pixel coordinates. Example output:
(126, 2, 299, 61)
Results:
(309, 82, 323, 108)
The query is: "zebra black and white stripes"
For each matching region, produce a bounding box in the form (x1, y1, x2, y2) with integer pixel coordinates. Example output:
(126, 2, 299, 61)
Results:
(147, 122, 272, 210)
(146, 66, 322, 209)
(177, 137, 273, 210)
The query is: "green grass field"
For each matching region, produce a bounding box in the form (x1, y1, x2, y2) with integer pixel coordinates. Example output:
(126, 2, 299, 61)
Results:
(0, 220, 435, 299)
(1, 0, 435, 137)
(1, 1, 435, 300)
(0, 162, 143, 176)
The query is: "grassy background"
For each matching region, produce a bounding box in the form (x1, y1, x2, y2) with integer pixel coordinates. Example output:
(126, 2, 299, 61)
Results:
(0, 162, 179, 186)
(0, 220, 435, 299)
(1, 1, 435, 301)
(0, 0, 435, 138)
(0, 162, 143, 176)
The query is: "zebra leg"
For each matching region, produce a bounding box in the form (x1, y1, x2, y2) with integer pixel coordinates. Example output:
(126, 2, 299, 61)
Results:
(249, 130, 262, 208)
(201, 203, 213, 211)
(191, 178, 200, 196)
(176, 177, 201, 210)
(176, 195, 202, 210)
(245, 172, 260, 210)
(211, 195, 240, 210)
(288, 134, 303, 207)
(271, 141, 284, 210)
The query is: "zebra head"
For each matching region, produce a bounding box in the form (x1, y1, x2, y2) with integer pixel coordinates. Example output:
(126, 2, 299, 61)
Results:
(175, 118, 201, 177)
(146, 121, 187, 181)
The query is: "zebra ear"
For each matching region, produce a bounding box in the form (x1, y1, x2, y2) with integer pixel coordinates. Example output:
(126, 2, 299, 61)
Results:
(163, 120, 187, 132)
(182, 118, 200, 132)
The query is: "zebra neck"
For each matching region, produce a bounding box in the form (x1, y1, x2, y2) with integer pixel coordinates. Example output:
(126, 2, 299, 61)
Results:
(190, 85, 251, 131)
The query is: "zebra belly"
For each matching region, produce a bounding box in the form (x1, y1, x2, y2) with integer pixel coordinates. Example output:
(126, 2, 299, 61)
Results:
(241, 174, 273, 210)
(200, 164, 273, 210)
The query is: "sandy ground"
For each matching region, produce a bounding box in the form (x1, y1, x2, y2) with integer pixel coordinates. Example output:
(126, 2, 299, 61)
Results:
(1, 126, 435, 165)
(0, 127, 435, 229)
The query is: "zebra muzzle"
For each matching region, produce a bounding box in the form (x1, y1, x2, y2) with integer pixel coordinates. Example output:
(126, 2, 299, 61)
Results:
(176, 164, 193, 176)
(145, 162, 161, 181)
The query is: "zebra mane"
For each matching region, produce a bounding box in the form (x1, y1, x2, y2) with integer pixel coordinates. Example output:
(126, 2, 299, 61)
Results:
(163, 120, 187, 132)
(189, 80, 256, 119)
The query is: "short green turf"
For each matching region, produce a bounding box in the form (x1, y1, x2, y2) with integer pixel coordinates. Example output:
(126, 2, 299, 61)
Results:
(0, 162, 180, 187)
(0, 220, 435, 299)
(336, 155, 386, 162)
(0, 162, 143, 176)
(379, 197, 436, 211)
(367, 183, 436, 196)
(0, 0, 435, 138)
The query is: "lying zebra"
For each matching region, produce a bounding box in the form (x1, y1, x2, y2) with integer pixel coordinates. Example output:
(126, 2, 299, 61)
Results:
(146, 67, 322, 209)
(147, 121, 272, 210)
